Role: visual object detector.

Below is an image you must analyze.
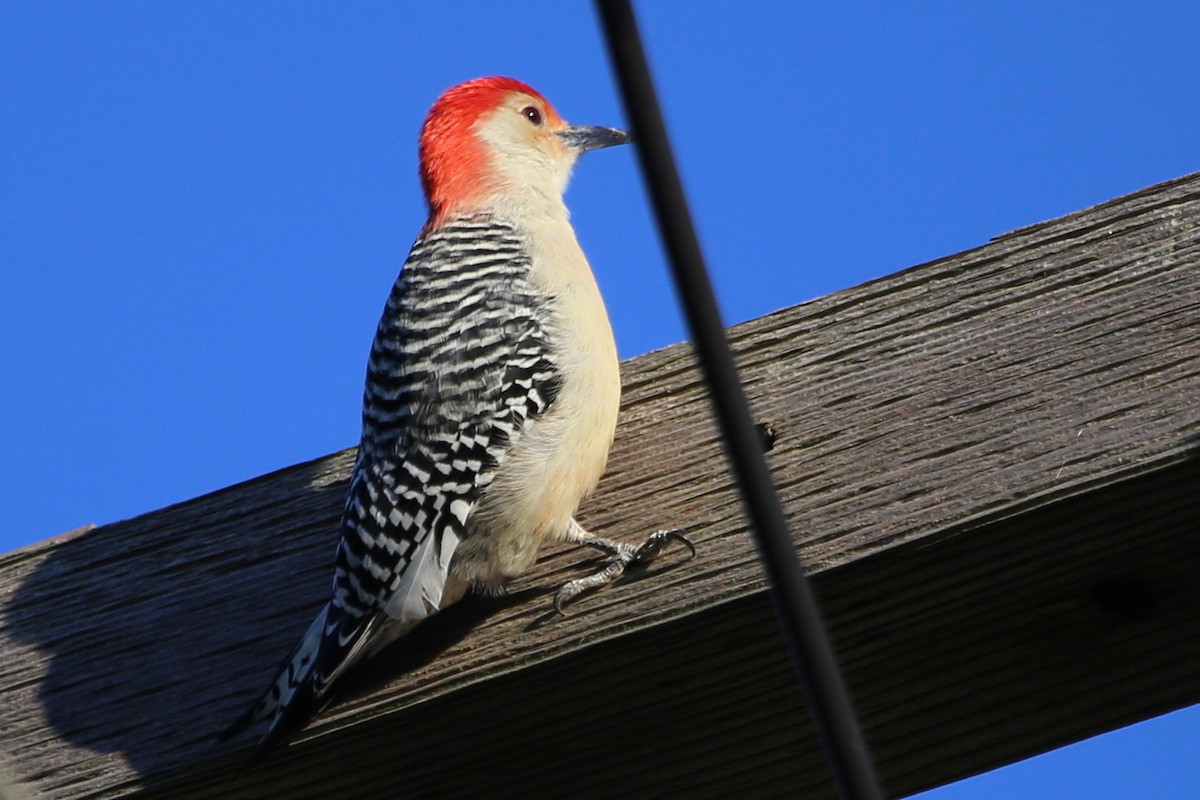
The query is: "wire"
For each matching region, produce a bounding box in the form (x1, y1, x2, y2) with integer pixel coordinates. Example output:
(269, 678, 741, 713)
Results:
(592, 2, 885, 798)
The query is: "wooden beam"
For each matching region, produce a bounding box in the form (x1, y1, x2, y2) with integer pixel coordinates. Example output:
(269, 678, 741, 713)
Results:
(3, 172, 1199, 799)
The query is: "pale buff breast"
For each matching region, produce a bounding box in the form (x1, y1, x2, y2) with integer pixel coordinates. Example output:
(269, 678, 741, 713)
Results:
(453, 215, 621, 588)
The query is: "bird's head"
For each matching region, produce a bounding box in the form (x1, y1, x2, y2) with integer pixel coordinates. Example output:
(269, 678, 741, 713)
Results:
(419, 76, 631, 224)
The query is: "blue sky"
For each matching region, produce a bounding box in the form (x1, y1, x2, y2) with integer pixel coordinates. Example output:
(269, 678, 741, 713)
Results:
(2, 2, 1198, 796)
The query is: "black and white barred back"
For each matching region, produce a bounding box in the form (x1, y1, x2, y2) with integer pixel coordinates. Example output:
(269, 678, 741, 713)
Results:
(342, 213, 561, 618)
(225, 214, 562, 750)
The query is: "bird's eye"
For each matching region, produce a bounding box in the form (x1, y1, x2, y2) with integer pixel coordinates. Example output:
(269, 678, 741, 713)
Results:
(521, 106, 543, 126)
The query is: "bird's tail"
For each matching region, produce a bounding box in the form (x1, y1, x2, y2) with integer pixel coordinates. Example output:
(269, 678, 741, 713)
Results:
(218, 527, 464, 766)
(217, 605, 330, 765)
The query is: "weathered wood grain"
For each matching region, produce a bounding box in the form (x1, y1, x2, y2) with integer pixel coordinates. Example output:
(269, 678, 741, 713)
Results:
(2, 171, 1199, 798)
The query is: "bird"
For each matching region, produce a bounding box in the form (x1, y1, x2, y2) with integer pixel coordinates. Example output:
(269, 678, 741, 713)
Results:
(221, 76, 692, 761)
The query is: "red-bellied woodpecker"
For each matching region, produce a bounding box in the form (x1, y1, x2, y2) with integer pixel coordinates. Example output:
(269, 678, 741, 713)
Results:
(222, 76, 692, 759)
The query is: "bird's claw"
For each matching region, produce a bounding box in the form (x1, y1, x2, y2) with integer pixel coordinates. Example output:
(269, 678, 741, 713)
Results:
(631, 528, 695, 562)
(554, 528, 695, 615)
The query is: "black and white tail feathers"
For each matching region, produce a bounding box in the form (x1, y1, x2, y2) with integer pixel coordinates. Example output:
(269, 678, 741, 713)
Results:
(219, 525, 461, 766)
(218, 605, 332, 763)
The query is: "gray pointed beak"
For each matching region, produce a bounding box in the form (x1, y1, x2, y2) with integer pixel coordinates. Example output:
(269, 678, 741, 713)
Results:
(557, 125, 633, 152)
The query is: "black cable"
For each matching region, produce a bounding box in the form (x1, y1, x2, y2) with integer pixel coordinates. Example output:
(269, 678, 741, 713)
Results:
(592, 3, 885, 798)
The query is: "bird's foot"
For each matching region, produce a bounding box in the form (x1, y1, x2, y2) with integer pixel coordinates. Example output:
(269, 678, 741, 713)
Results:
(553, 529, 694, 614)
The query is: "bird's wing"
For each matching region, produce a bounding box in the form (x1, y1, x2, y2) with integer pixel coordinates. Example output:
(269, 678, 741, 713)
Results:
(224, 215, 560, 751)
